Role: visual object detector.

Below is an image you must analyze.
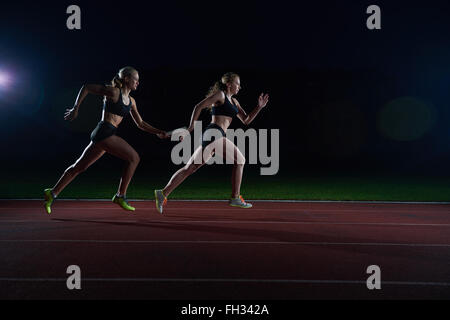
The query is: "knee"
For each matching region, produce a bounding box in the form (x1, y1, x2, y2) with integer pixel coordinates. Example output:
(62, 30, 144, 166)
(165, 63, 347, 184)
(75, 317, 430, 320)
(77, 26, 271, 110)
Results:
(129, 153, 140, 165)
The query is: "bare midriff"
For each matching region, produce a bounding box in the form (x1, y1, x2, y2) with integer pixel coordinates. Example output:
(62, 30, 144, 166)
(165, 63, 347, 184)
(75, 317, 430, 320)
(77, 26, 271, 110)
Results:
(211, 115, 232, 132)
(102, 111, 123, 127)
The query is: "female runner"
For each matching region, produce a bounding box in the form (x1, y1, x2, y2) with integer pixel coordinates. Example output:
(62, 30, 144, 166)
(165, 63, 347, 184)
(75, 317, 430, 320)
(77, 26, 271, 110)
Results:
(44, 66, 168, 213)
(154, 72, 269, 213)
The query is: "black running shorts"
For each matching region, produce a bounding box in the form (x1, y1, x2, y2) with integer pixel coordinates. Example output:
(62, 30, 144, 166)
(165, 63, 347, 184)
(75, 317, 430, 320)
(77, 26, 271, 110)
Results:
(90, 121, 117, 143)
(201, 123, 226, 148)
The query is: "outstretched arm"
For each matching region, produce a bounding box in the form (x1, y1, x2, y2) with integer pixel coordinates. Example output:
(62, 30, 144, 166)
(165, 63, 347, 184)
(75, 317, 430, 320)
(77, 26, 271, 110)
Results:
(130, 97, 168, 138)
(235, 93, 269, 126)
(64, 84, 117, 121)
(187, 91, 224, 132)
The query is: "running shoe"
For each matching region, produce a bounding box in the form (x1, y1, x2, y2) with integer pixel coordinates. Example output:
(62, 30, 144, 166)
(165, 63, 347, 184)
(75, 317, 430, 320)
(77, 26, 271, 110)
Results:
(229, 195, 252, 208)
(112, 194, 135, 211)
(154, 189, 167, 214)
(44, 188, 55, 214)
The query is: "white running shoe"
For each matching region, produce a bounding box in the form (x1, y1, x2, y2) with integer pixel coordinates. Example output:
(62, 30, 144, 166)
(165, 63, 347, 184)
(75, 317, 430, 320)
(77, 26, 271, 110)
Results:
(229, 195, 252, 208)
(154, 189, 167, 214)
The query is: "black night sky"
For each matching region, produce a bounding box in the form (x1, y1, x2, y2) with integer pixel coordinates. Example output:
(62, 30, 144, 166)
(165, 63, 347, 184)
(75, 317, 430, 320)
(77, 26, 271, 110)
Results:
(1, 0, 450, 176)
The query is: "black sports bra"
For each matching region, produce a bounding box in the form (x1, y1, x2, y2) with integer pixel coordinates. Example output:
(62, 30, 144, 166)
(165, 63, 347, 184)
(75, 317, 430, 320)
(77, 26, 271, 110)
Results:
(103, 89, 132, 117)
(211, 92, 238, 118)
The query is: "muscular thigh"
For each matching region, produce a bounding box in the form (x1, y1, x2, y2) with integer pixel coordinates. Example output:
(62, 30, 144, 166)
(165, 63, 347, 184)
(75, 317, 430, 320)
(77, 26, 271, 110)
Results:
(97, 135, 139, 162)
(207, 137, 245, 164)
(73, 142, 105, 170)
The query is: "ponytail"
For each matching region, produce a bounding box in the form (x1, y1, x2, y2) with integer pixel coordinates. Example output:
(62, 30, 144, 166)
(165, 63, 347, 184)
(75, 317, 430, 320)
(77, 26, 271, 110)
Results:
(206, 81, 227, 98)
(110, 66, 137, 88)
(111, 73, 123, 88)
(205, 72, 239, 110)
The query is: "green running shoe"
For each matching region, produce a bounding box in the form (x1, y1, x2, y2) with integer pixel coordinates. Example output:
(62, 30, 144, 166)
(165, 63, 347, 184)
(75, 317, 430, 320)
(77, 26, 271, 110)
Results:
(229, 195, 252, 208)
(112, 195, 135, 211)
(44, 188, 55, 214)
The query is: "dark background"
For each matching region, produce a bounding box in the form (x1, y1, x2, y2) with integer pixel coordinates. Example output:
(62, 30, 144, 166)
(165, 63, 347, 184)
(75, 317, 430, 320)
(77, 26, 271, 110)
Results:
(1, 0, 450, 179)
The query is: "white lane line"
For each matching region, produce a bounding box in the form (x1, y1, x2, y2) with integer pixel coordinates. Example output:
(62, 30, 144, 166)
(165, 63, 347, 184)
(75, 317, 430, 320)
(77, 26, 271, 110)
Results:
(0, 220, 67, 223)
(1, 220, 450, 227)
(0, 278, 449, 286)
(1, 208, 450, 216)
(0, 239, 450, 247)
(2, 199, 450, 204)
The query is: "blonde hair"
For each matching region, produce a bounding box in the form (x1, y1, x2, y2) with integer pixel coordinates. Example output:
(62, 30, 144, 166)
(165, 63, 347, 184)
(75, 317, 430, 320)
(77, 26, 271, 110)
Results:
(111, 66, 138, 88)
(206, 72, 240, 98)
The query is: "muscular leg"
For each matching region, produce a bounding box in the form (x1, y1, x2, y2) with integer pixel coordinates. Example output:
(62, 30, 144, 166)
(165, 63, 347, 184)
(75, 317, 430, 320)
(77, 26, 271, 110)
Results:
(231, 164, 244, 198)
(221, 138, 246, 198)
(97, 135, 140, 196)
(52, 142, 105, 196)
(162, 145, 213, 197)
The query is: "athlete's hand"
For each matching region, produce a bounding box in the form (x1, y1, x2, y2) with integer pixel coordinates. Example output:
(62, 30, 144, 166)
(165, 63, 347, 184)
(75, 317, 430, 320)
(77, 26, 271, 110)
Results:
(157, 131, 170, 139)
(257, 93, 269, 109)
(64, 107, 78, 121)
(168, 126, 189, 141)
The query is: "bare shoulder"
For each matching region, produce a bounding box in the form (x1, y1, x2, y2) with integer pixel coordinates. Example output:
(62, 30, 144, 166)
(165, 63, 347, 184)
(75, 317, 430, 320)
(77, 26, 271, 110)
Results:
(212, 90, 226, 105)
(102, 85, 120, 100)
(214, 90, 225, 100)
(104, 84, 119, 94)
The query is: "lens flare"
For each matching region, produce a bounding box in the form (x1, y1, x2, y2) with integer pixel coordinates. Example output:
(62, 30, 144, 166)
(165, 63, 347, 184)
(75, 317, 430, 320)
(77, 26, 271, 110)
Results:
(378, 97, 436, 141)
(0, 71, 10, 87)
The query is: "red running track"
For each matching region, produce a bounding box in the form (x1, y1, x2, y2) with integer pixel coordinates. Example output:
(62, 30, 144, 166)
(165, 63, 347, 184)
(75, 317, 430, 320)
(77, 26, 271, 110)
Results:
(0, 200, 449, 299)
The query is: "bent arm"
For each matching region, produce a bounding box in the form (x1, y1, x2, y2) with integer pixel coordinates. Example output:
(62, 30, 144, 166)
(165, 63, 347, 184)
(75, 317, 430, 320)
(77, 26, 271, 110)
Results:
(65, 84, 117, 121)
(236, 102, 263, 126)
(130, 98, 166, 135)
(235, 93, 269, 125)
(73, 84, 116, 110)
(188, 91, 223, 131)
